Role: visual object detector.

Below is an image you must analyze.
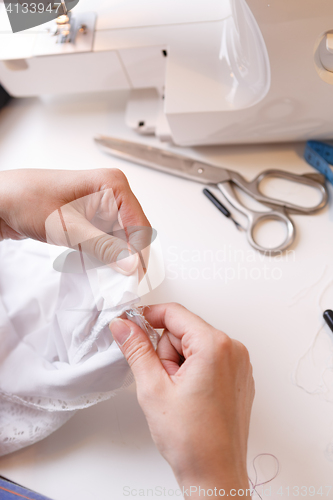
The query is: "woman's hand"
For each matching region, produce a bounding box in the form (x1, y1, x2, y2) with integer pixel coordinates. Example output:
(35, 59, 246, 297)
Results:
(0, 168, 151, 275)
(110, 303, 255, 498)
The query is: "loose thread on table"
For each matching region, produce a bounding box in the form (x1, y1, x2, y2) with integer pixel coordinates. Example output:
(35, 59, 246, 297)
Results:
(249, 453, 279, 499)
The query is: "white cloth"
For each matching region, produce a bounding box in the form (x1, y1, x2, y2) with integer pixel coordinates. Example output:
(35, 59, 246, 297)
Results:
(0, 239, 147, 456)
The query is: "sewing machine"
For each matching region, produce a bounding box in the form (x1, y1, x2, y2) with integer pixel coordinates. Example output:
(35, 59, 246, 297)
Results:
(0, 0, 332, 146)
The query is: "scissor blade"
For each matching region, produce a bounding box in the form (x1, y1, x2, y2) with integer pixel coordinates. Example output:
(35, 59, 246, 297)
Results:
(95, 136, 231, 185)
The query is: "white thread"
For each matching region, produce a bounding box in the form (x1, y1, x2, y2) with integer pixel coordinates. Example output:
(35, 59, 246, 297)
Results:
(288, 265, 328, 307)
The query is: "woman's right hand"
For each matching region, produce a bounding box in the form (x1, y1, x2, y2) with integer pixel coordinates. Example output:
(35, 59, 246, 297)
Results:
(110, 303, 255, 498)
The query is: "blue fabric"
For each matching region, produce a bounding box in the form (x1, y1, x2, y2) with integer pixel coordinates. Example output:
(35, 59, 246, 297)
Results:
(0, 478, 53, 499)
(304, 141, 333, 185)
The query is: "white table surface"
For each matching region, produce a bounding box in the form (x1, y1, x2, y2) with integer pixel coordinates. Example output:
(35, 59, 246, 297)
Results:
(0, 91, 333, 500)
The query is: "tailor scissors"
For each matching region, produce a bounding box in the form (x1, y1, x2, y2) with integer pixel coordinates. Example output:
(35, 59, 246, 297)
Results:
(95, 136, 328, 254)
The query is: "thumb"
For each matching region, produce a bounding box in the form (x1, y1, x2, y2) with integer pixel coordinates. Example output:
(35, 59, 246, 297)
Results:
(46, 208, 140, 275)
(78, 225, 140, 275)
(110, 318, 163, 386)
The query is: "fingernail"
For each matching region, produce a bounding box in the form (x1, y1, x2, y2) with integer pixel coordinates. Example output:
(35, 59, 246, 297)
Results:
(110, 318, 132, 346)
(116, 250, 139, 274)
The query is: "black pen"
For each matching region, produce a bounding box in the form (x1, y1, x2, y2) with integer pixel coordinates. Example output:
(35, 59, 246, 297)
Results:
(203, 188, 244, 232)
(324, 310, 333, 333)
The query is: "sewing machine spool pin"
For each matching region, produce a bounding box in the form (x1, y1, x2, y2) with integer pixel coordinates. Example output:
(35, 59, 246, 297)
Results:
(54, 1, 90, 46)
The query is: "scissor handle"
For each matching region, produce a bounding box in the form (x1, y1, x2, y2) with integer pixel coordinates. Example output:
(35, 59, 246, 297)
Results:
(218, 181, 295, 254)
(246, 210, 295, 254)
(232, 169, 328, 214)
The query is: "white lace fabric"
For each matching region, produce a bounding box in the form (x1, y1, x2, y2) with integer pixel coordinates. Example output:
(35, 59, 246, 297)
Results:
(0, 400, 75, 457)
(0, 239, 158, 456)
